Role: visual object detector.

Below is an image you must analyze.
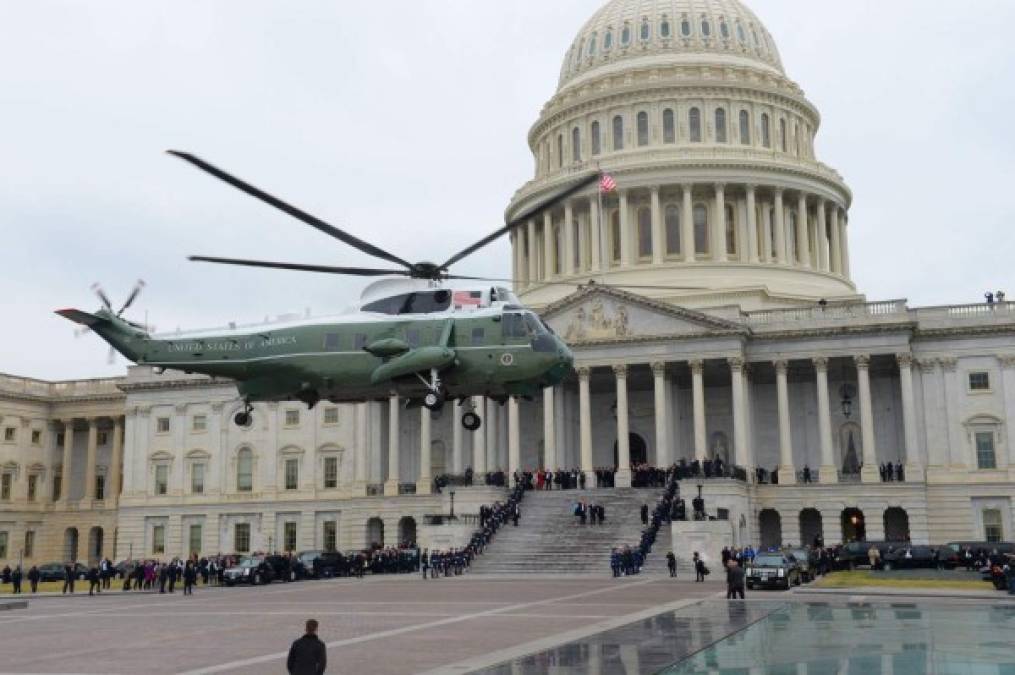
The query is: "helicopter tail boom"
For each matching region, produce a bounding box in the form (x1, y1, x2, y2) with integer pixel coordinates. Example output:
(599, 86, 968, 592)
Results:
(56, 308, 149, 363)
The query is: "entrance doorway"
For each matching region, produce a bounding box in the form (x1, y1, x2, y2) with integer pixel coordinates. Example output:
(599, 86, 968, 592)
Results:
(883, 507, 910, 542)
(759, 509, 783, 549)
(841, 508, 866, 542)
(613, 433, 648, 468)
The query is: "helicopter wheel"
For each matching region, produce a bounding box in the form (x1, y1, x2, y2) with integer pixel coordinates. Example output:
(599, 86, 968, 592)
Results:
(423, 390, 445, 411)
(462, 411, 482, 431)
(234, 411, 253, 427)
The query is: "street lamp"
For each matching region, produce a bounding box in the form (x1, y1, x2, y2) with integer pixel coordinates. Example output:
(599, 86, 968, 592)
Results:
(449, 490, 456, 519)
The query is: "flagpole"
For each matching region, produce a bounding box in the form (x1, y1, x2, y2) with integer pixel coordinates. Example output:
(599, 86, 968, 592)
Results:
(597, 187, 606, 286)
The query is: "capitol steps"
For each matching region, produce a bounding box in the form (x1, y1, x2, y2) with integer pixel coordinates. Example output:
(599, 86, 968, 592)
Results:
(468, 488, 665, 576)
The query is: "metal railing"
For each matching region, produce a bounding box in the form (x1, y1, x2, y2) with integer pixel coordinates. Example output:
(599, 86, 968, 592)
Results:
(398, 483, 417, 495)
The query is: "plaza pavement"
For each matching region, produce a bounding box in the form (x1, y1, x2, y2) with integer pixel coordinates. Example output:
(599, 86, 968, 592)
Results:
(0, 575, 723, 674)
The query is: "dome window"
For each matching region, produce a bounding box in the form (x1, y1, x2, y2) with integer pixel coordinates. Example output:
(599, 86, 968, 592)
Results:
(604, 30, 613, 51)
(572, 127, 581, 162)
(589, 33, 597, 55)
(557, 134, 564, 169)
(637, 208, 652, 259)
(576, 40, 584, 64)
(689, 107, 702, 143)
(739, 111, 751, 145)
(613, 115, 624, 152)
(663, 109, 675, 143)
(715, 108, 727, 143)
(693, 204, 710, 255)
(779, 118, 787, 152)
(719, 20, 730, 40)
(665, 205, 681, 255)
(640, 19, 650, 41)
(761, 113, 771, 148)
(701, 17, 712, 38)
(660, 18, 671, 38)
(681, 16, 691, 37)
(736, 21, 746, 43)
(725, 205, 737, 256)
(621, 23, 631, 46)
(637, 111, 649, 146)
(751, 26, 760, 47)
(591, 121, 601, 156)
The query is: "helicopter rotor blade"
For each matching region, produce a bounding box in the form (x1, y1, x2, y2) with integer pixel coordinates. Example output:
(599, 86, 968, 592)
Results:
(438, 171, 601, 272)
(440, 275, 707, 291)
(117, 279, 146, 316)
(188, 255, 412, 277)
(167, 151, 415, 271)
(90, 283, 113, 311)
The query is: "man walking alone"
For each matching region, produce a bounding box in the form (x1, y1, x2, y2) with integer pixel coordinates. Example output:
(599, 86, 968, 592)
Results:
(287, 619, 327, 675)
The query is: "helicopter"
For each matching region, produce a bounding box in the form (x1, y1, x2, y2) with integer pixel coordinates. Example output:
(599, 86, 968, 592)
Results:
(57, 151, 602, 430)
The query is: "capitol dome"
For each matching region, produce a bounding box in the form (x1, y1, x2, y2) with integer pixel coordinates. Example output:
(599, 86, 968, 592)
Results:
(507, 0, 859, 311)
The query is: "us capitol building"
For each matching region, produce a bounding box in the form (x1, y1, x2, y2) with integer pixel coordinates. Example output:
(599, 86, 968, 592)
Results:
(2, 0, 1013, 566)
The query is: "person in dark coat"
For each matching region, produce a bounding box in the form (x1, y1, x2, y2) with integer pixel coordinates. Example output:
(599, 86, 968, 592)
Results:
(27, 565, 39, 593)
(287, 619, 327, 675)
(726, 560, 745, 599)
(87, 566, 101, 595)
(183, 561, 197, 595)
(640, 504, 649, 526)
(11, 566, 22, 594)
(62, 562, 75, 594)
(666, 552, 677, 578)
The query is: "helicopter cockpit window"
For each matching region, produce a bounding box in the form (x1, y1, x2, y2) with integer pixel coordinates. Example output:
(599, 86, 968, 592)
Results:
(362, 290, 452, 315)
(501, 313, 528, 339)
(323, 333, 341, 350)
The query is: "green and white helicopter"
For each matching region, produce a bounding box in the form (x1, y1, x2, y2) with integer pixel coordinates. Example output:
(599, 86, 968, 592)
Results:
(58, 152, 600, 431)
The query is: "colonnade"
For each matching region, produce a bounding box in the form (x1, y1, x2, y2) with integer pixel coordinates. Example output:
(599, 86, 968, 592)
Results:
(511, 182, 850, 287)
(54, 417, 124, 507)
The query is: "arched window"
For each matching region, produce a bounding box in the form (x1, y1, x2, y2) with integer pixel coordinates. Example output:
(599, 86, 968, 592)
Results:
(719, 20, 730, 39)
(739, 110, 751, 145)
(736, 21, 746, 43)
(576, 40, 584, 64)
(612, 115, 624, 151)
(751, 26, 760, 47)
(604, 30, 613, 51)
(761, 113, 771, 148)
(795, 124, 802, 156)
(665, 204, 681, 255)
(640, 19, 650, 41)
(660, 18, 671, 38)
(610, 210, 622, 263)
(693, 204, 709, 254)
(557, 134, 563, 168)
(572, 127, 581, 162)
(591, 121, 601, 155)
(637, 207, 652, 259)
(725, 204, 737, 255)
(621, 24, 631, 46)
(689, 107, 702, 142)
(236, 448, 253, 492)
(637, 111, 649, 146)
(779, 118, 788, 152)
(715, 108, 727, 143)
(701, 17, 712, 37)
(789, 211, 798, 262)
(681, 16, 691, 37)
(589, 33, 597, 55)
(663, 109, 675, 143)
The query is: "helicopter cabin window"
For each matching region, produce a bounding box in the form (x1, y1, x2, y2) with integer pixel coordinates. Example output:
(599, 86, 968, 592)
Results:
(471, 327, 485, 345)
(361, 290, 451, 315)
(354, 334, 368, 350)
(405, 329, 421, 347)
(323, 333, 341, 350)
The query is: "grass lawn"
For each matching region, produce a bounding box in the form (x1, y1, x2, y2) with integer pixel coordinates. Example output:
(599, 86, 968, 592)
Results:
(814, 570, 994, 591)
(0, 580, 73, 595)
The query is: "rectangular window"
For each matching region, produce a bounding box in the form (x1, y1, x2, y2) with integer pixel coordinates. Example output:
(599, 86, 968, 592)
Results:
(975, 432, 997, 470)
(285, 458, 299, 490)
(983, 509, 1004, 543)
(53, 474, 62, 501)
(156, 417, 170, 434)
(323, 407, 339, 425)
(31, 430, 41, 445)
(56, 432, 65, 446)
(95, 475, 105, 501)
(324, 333, 341, 350)
(24, 530, 35, 558)
(191, 463, 205, 494)
(234, 523, 250, 553)
(189, 524, 202, 555)
(969, 372, 990, 391)
(0, 532, 7, 559)
(27, 474, 37, 502)
(155, 464, 169, 495)
(324, 456, 338, 489)
(97, 431, 109, 446)
(3, 427, 15, 442)
(284, 410, 300, 427)
(152, 525, 165, 554)
(192, 415, 207, 432)
(284, 522, 297, 552)
(471, 327, 485, 345)
(0, 473, 11, 501)
(323, 521, 337, 552)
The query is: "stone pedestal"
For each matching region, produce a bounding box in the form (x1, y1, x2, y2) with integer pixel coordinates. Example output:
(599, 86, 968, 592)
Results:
(672, 519, 734, 570)
(420, 522, 474, 551)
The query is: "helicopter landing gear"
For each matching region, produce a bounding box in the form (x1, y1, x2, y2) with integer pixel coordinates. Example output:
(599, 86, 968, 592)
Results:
(462, 411, 481, 431)
(419, 368, 446, 411)
(233, 402, 253, 427)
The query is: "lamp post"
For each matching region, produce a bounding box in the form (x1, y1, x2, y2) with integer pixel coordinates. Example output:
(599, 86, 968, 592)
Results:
(449, 490, 456, 519)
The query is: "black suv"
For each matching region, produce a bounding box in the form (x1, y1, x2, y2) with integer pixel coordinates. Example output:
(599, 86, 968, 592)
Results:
(223, 555, 275, 586)
(882, 545, 944, 570)
(313, 552, 351, 578)
(746, 553, 802, 590)
(265, 554, 308, 582)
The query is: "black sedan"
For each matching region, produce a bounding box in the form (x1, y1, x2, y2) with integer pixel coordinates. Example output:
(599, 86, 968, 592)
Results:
(222, 556, 275, 586)
(746, 553, 802, 590)
(882, 545, 944, 570)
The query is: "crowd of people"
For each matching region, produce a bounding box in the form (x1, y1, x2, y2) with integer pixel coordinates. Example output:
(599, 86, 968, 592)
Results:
(879, 462, 905, 482)
(571, 499, 606, 525)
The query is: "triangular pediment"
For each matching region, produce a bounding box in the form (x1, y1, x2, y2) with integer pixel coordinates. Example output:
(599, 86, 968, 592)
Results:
(540, 285, 746, 344)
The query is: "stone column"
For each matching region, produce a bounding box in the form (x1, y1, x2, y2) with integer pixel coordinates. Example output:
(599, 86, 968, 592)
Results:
(508, 398, 520, 478)
(714, 183, 727, 262)
(816, 199, 829, 272)
(451, 400, 464, 474)
(746, 185, 759, 264)
(109, 417, 123, 501)
(650, 186, 664, 265)
(417, 408, 432, 494)
(841, 215, 851, 278)
(856, 355, 880, 483)
(681, 185, 695, 262)
(543, 211, 554, 278)
(652, 362, 670, 467)
(578, 366, 594, 483)
(830, 207, 842, 275)
(729, 358, 749, 469)
(472, 397, 487, 478)
(618, 189, 631, 266)
(384, 395, 400, 496)
(775, 360, 796, 484)
(897, 354, 923, 480)
(354, 403, 368, 487)
(589, 197, 602, 272)
(690, 360, 707, 462)
(83, 418, 99, 502)
(563, 201, 575, 276)
(576, 210, 589, 273)
(614, 365, 632, 487)
(543, 387, 556, 471)
(773, 189, 787, 264)
(814, 357, 838, 484)
(485, 398, 498, 471)
(527, 219, 538, 282)
(796, 193, 810, 268)
(762, 199, 773, 262)
(1000, 357, 1015, 466)
(59, 419, 74, 504)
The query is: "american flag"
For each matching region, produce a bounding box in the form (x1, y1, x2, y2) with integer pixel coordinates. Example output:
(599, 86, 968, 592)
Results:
(453, 290, 483, 310)
(599, 173, 617, 193)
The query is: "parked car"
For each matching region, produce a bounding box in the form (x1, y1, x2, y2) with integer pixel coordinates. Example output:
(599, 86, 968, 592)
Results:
(313, 552, 351, 578)
(746, 553, 802, 590)
(783, 548, 815, 582)
(881, 545, 945, 570)
(222, 556, 275, 586)
(296, 550, 322, 577)
(265, 554, 307, 582)
(834, 541, 903, 570)
(37, 563, 67, 582)
(941, 542, 1015, 569)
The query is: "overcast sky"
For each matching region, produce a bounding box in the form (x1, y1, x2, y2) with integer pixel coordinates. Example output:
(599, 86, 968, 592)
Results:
(2, 0, 1013, 381)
